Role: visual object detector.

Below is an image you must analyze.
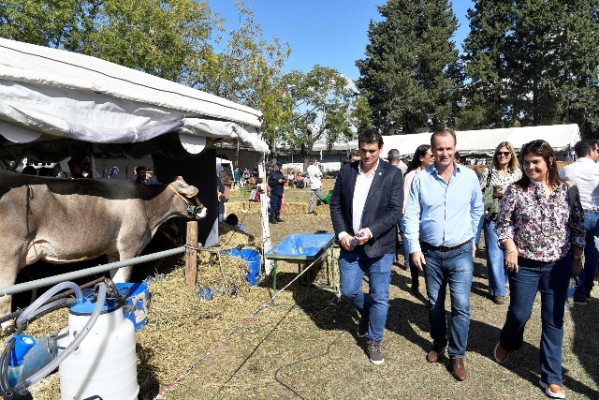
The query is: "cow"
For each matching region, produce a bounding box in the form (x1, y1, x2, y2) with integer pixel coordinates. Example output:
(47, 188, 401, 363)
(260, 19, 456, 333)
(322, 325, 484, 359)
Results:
(0, 171, 207, 325)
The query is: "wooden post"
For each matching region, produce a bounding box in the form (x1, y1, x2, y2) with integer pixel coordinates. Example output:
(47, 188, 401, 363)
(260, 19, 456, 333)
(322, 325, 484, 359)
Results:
(185, 221, 199, 292)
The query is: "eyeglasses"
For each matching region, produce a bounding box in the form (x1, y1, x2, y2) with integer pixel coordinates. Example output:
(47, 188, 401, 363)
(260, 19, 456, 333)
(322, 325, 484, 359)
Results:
(496, 151, 511, 156)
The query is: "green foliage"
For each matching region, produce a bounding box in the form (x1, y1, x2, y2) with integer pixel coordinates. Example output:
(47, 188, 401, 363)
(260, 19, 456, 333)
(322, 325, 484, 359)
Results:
(461, 0, 599, 136)
(0, 0, 215, 82)
(357, 0, 461, 135)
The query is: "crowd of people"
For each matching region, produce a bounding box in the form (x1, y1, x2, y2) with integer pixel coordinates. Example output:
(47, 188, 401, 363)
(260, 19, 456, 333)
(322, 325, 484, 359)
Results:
(327, 128, 593, 400)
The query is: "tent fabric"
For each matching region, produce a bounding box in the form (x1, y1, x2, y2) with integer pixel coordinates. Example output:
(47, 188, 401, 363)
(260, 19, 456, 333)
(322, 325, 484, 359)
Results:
(382, 124, 581, 157)
(0, 38, 268, 153)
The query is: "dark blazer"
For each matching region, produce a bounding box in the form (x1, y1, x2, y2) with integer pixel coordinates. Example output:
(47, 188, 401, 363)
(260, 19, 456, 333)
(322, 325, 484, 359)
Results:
(330, 159, 403, 258)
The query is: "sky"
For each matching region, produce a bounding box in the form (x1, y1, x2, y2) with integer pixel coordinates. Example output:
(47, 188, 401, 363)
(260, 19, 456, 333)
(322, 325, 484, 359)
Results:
(210, 0, 474, 82)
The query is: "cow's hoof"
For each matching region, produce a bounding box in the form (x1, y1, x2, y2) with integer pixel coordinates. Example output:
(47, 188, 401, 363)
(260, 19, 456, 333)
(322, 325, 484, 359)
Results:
(1, 321, 16, 337)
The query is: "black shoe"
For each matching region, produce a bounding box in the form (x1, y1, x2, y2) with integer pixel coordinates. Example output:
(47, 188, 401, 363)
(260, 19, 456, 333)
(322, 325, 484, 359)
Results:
(276, 217, 285, 222)
(269, 217, 277, 224)
(574, 295, 587, 305)
(367, 341, 384, 365)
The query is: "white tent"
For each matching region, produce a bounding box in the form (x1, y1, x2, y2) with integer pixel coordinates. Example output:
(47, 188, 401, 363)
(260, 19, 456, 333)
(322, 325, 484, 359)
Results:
(0, 38, 268, 155)
(382, 124, 581, 157)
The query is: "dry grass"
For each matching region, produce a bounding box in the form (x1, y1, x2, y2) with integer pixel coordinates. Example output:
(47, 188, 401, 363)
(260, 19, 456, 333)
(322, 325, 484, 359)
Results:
(8, 178, 599, 399)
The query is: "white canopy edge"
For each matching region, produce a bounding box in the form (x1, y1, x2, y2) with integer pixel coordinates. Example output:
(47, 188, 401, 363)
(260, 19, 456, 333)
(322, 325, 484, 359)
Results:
(383, 124, 581, 156)
(0, 38, 268, 152)
(311, 124, 580, 155)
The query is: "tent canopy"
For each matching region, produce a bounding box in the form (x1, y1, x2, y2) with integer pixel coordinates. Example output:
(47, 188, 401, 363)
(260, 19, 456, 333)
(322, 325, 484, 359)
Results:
(0, 38, 268, 163)
(382, 124, 581, 157)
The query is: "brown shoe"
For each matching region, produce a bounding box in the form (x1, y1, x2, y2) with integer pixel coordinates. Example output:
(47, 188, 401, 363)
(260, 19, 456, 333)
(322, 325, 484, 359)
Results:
(493, 342, 509, 364)
(426, 344, 445, 363)
(493, 296, 507, 304)
(451, 358, 468, 381)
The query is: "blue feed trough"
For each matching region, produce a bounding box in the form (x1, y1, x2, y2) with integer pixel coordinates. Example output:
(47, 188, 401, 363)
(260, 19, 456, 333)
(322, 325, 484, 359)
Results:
(265, 233, 335, 261)
(264, 233, 336, 291)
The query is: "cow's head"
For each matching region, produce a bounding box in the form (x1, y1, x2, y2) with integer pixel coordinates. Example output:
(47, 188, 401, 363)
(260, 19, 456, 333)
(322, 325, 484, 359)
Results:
(169, 177, 208, 219)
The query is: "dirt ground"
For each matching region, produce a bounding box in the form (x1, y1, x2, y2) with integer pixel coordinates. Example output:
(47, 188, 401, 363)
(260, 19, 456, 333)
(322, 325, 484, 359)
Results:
(14, 180, 599, 399)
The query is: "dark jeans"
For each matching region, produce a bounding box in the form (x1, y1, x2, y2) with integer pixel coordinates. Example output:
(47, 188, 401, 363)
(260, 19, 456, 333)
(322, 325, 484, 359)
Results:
(270, 194, 282, 219)
(500, 256, 571, 385)
(575, 211, 599, 297)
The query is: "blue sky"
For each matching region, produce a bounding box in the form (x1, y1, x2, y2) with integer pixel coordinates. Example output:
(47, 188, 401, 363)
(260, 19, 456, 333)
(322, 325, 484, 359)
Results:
(211, 1, 474, 81)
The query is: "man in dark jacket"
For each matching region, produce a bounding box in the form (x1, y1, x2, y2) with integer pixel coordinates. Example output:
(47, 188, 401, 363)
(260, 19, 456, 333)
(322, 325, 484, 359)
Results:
(268, 161, 286, 223)
(330, 129, 403, 365)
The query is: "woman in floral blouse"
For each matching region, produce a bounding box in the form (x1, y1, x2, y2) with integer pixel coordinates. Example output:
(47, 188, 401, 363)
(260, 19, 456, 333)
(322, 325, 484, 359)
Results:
(479, 141, 522, 304)
(493, 139, 584, 399)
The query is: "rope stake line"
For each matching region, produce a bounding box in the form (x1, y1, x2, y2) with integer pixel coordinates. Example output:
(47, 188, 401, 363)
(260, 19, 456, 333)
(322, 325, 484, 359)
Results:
(153, 254, 326, 399)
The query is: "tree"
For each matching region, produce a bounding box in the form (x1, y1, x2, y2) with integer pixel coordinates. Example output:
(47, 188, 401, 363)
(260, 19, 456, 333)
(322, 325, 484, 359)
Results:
(0, 0, 216, 83)
(357, 0, 461, 135)
(281, 66, 358, 158)
(461, 0, 599, 136)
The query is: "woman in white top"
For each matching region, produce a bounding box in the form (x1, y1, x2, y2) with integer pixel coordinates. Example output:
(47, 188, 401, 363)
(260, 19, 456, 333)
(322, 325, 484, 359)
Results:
(401, 144, 434, 294)
(479, 141, 521, 304)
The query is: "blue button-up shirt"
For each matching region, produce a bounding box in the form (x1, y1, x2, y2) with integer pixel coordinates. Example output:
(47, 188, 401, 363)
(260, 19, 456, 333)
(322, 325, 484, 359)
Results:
(403, 163, 484, 255)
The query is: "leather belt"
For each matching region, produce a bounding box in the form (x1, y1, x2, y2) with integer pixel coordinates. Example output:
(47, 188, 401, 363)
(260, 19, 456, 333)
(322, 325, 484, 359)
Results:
(421, 239, 472, 252)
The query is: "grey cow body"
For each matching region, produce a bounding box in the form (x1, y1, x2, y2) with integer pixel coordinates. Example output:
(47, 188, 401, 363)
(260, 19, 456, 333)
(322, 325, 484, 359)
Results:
(0, 171, 206, 320)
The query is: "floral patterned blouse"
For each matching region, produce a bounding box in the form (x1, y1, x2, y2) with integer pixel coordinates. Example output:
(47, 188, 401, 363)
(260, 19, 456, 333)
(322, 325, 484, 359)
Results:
(478, 167, 522, 191)
(495, 181, 585, 262)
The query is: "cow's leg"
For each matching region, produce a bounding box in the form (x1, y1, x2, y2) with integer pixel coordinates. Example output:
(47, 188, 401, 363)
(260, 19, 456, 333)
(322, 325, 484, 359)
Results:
(0, 266, 19, 334)
(108, 253, 133, 283)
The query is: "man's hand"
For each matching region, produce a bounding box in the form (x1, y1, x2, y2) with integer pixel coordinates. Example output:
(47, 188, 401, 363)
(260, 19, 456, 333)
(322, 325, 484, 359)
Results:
(354, 229, 371, 245)
(410, 251, 426, 272)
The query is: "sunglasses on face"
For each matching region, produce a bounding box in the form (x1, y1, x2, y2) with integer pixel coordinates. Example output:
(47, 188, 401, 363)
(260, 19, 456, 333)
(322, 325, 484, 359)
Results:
(496, 151, 511, 156)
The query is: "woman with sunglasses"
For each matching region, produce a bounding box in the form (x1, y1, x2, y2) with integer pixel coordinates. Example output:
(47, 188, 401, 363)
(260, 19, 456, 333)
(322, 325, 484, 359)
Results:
(479, 142, 522, 304)
(493, 139, 584, 399)
(400, 144, 434, 294)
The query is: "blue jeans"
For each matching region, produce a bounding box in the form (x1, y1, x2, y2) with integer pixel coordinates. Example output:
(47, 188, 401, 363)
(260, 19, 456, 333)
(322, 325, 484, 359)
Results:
(338, 248, 393, 342)
(484, 219, 508, 297)
(575, 211, 599, 297)
(500, 256, 571, 385)
(422, 241, 473, 359)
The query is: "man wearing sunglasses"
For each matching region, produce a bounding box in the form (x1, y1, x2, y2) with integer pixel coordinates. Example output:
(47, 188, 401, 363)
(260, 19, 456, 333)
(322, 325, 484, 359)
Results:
(559, 139, 599, 305)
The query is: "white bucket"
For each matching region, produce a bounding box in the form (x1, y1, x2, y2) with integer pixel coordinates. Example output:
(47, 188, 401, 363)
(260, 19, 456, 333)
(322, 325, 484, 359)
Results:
(58, 302, 139, 400)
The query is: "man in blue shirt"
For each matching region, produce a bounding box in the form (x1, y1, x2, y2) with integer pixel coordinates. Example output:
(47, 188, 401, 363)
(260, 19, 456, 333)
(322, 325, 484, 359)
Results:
(403, 129, 483, 381)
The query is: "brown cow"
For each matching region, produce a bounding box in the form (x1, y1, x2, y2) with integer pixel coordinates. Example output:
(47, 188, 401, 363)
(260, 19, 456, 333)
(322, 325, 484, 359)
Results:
(0, 171, 207, 322)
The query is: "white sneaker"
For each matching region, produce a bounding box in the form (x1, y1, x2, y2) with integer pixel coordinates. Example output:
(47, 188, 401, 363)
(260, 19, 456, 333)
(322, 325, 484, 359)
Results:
(539, 380, 566, 399)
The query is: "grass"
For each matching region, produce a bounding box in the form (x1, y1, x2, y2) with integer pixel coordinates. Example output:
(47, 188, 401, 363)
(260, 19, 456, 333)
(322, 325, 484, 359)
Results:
(15, 177, 599, 399)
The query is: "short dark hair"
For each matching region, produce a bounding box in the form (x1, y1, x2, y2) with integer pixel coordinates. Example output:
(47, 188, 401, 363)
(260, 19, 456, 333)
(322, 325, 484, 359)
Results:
(136, 166, 146, 174)
(358, 129, 384, 149)
(225, 213, 239, 226)
(574, 140, 596, 158)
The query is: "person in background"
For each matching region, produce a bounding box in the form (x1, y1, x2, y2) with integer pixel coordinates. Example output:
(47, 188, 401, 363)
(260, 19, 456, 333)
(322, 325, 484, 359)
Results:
(478, 142, 522, 304)
(233, 166, 242, 189)
(68, 159, 88, 179)
(145, 170, 159, 185)
(295, 172, 305, 188)
(403, 129, 483, 381)
(307, 159, 323, 215)
(135, 166, 147, 184)
(330, 129, 403, 365)
(22, 165, 37, 175)
(268, 161, 286, 224)
(559, 139, 599, 305)
(454, 151, 462, 164)
(493, 139, 584, 399)
(287, 171, 296, 188)
(400, 144, 433, 295)
(346, 149, 361, 164)
(224, 213, 249, 234)
(218, 172, 231, 222)
(387, 148, 407, 176)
